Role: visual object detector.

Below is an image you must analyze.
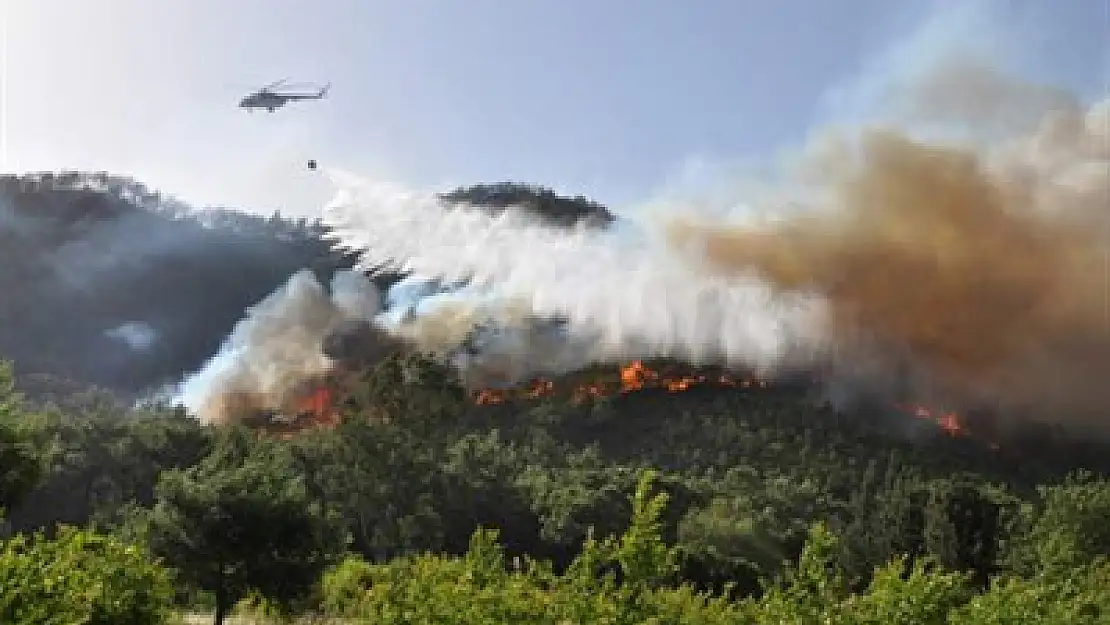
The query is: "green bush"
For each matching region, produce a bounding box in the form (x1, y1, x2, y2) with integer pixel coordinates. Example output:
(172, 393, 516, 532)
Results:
(0, 526, 175, 625)
(949, 559, 1110, 625)
(319, 553, 375, 617)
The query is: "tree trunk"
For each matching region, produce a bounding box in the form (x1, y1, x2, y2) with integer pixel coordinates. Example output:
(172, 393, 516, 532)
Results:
(213, 586, 229, 625)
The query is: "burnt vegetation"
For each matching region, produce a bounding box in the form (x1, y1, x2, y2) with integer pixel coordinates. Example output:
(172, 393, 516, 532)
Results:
(1, 173, 1109, 623)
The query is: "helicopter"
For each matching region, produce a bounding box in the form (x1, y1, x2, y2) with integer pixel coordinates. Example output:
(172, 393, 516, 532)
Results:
(239, 79, 330, 113)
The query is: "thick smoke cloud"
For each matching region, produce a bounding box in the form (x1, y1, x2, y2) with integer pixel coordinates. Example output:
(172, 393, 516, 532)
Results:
(668, 74, 1110, 425)
(318, 75, 1107, 431)
(322, 176, 827, 377)
(174, 270, 379, 424)
(175, 267, 620, 422)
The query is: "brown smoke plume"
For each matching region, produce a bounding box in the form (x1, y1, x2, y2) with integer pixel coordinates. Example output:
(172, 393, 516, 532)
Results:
(668, 68, 1110, 427)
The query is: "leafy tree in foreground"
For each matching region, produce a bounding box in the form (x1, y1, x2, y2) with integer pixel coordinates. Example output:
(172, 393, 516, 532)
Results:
(141, 426, 345, 625)
(949, 559, 1110, 625)
(317, 470, 745, 624)
(1020, 472, 1110, 571)
(0, 526, 174, 625)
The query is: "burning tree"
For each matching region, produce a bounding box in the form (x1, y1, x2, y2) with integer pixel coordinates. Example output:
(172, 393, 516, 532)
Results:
(471, 359, 770, 406)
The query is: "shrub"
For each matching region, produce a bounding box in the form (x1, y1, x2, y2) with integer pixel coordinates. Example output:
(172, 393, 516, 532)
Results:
(318, 553, 375, 617)
(0, 526, 175, 625)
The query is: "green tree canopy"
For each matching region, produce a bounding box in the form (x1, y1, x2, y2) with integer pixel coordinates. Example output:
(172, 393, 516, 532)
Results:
(141, 426, 345, 625)
(0, 526, 174, 625)
(0, 362, 41, 517)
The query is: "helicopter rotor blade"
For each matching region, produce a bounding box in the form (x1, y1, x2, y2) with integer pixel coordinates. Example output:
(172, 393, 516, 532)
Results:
(261, 78, 288, 91)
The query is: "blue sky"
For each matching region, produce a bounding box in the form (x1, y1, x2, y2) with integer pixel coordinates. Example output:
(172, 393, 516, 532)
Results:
(3, 0, 1107, 215)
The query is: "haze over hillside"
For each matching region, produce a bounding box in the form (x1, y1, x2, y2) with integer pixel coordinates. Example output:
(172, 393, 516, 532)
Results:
(0, 173, 614, 401)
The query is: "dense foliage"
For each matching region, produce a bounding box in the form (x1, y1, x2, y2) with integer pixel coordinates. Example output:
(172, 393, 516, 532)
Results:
(0, 527, 175, 625)
(3, 350, 1110, 623)
(0, 363, 41, 516)
(314, 479, 1110, 625)
(138, 426, 346, 623)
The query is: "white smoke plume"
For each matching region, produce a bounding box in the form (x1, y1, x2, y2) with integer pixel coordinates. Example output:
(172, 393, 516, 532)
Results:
(174, 269, 381, 424)
(322, 179, 829, 375)
(378, 283, 594, 387)
(174, 261, 637, 422)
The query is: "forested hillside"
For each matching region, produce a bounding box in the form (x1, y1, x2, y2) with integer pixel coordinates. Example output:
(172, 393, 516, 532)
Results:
(1, 173, 1109, 624)
(0, 174, 603, 399)
(2, 351, 1110, 623)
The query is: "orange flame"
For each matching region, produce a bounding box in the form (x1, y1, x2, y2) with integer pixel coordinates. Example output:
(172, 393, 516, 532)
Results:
(294, 386, 333, 420)
(473, 360, 766, 405)
(258, 384, 340, 438)
(474, 388, 507, 405)
(895, 403, 965, 436)
(251, 360, 1002, 451)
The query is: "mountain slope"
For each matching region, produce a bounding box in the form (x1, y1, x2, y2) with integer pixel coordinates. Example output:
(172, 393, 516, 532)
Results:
(0, 174, 617, 398)
(0, 173, 359, 395)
